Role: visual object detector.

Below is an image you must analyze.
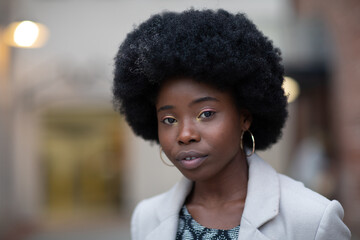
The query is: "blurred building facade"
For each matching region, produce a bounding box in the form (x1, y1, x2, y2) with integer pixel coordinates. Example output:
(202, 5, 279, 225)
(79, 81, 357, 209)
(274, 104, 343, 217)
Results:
(0, 0, 359, 239)
(293, 0, 360, 238)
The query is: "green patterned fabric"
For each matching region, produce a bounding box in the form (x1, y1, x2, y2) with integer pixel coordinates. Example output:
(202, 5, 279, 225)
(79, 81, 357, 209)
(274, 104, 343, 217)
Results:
(176, 206, 240, 240)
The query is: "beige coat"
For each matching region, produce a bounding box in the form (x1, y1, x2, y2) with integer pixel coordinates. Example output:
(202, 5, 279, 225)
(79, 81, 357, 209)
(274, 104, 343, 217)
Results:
(131, 153, 351, 240)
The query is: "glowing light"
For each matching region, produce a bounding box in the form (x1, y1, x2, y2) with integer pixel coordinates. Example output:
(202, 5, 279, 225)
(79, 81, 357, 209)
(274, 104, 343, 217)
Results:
(283, 76, 300, 103)
(3, 21, 48, 48)
(13, 21, 40, 47)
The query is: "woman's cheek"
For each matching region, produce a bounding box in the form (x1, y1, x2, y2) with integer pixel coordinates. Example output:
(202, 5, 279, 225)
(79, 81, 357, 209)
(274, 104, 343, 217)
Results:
(159, 130, 174, 152)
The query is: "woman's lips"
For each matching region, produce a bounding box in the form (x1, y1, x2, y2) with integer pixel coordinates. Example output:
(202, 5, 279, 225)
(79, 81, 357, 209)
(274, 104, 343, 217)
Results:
(175, 151, 208, 170)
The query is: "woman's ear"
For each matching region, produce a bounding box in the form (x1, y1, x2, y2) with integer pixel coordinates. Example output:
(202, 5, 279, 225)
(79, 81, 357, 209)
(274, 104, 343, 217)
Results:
(240, 109, 252, 131)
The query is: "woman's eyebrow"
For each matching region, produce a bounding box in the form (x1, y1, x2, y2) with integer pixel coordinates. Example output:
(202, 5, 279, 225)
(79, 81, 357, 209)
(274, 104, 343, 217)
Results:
(157, 105, 174, 112)
(157, 96, 218, 112)
(190, 96, 219, 106)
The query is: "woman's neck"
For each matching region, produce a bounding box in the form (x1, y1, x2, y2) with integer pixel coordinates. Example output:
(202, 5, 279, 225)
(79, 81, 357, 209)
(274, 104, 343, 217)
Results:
(187, 153, 249, 207)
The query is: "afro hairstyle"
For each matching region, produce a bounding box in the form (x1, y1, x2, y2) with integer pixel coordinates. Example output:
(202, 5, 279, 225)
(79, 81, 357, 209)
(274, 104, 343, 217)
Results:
(113, 9, 288, 150)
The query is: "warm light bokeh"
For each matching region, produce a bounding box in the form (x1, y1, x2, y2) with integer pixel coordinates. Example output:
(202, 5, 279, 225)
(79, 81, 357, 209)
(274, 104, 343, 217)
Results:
(283, 76, 300, 103)
(3, 20, 48, 48)
(14, 21, 39, 47)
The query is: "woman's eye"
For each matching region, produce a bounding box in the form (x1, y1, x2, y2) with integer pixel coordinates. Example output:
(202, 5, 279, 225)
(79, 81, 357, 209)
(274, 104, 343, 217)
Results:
(162, 117, 177, 125)
(198, 111, 215, 119)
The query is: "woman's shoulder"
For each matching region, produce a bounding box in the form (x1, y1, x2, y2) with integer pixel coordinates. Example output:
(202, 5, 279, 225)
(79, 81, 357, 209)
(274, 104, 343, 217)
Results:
(272, 174, 351, 239)
(131, 182, 182, 222)
(132, 191, 169, 220)
(133, 177, 192, 214)
(277, 173, 330, 207)
(277, 173, 340, 222)
(131, 178, 193, 239)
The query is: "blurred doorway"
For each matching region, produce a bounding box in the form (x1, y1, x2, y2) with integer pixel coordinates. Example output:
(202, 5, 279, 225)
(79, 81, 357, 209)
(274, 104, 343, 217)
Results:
(39, 108, 124, 219)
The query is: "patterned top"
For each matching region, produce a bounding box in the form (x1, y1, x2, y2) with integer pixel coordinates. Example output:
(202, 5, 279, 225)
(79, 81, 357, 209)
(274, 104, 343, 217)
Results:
(176, 205, 240, 240)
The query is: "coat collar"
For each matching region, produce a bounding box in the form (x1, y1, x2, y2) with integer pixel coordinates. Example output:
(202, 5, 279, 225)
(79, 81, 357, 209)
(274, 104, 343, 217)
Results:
(147, 153, 280, 240)
(146, 178, 192, 240)
(155, 177, 192, 222)
(241, 152, 280, 228)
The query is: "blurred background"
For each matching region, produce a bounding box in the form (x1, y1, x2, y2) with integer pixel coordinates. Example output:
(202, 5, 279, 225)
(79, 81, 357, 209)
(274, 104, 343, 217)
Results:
(0, 0, 359, 239)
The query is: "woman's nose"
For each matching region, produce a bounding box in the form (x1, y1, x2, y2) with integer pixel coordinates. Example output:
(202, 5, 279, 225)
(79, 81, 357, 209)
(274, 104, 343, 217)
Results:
(177, 120, 201, 145)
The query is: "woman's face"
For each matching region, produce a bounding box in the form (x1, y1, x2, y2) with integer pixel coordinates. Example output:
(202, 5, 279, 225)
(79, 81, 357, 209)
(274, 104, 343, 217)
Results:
(156, 78, 251, 181)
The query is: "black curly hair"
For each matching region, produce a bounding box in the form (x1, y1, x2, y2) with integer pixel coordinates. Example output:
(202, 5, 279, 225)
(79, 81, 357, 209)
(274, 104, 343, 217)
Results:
(113, 9, 288, 150)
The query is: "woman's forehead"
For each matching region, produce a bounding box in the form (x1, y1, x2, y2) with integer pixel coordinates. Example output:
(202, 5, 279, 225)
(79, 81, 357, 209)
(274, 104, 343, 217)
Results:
(156, 78, 235, 108)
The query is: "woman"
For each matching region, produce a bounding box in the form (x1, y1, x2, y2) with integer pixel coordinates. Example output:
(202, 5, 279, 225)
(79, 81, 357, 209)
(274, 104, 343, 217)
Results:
(113, 9, 351, 240)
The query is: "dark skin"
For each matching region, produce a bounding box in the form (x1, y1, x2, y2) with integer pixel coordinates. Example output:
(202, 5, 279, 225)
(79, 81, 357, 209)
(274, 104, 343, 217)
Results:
(185, 154, 248, 229)
(156, 78, 251, 230)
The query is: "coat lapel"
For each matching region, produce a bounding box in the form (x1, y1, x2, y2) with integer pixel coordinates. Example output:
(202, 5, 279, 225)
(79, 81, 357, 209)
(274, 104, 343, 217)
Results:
(146, 177, 193, 240)
(238, 153, 280, 239)
(239, 218, 275, 240)
(145, 153, 280, 240)
(145, 215, 179, 240)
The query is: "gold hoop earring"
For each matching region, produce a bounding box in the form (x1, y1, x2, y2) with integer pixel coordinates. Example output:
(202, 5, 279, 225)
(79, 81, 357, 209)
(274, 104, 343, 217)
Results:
(159, 147, 174, 167)
(240, 130, 255, 157)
